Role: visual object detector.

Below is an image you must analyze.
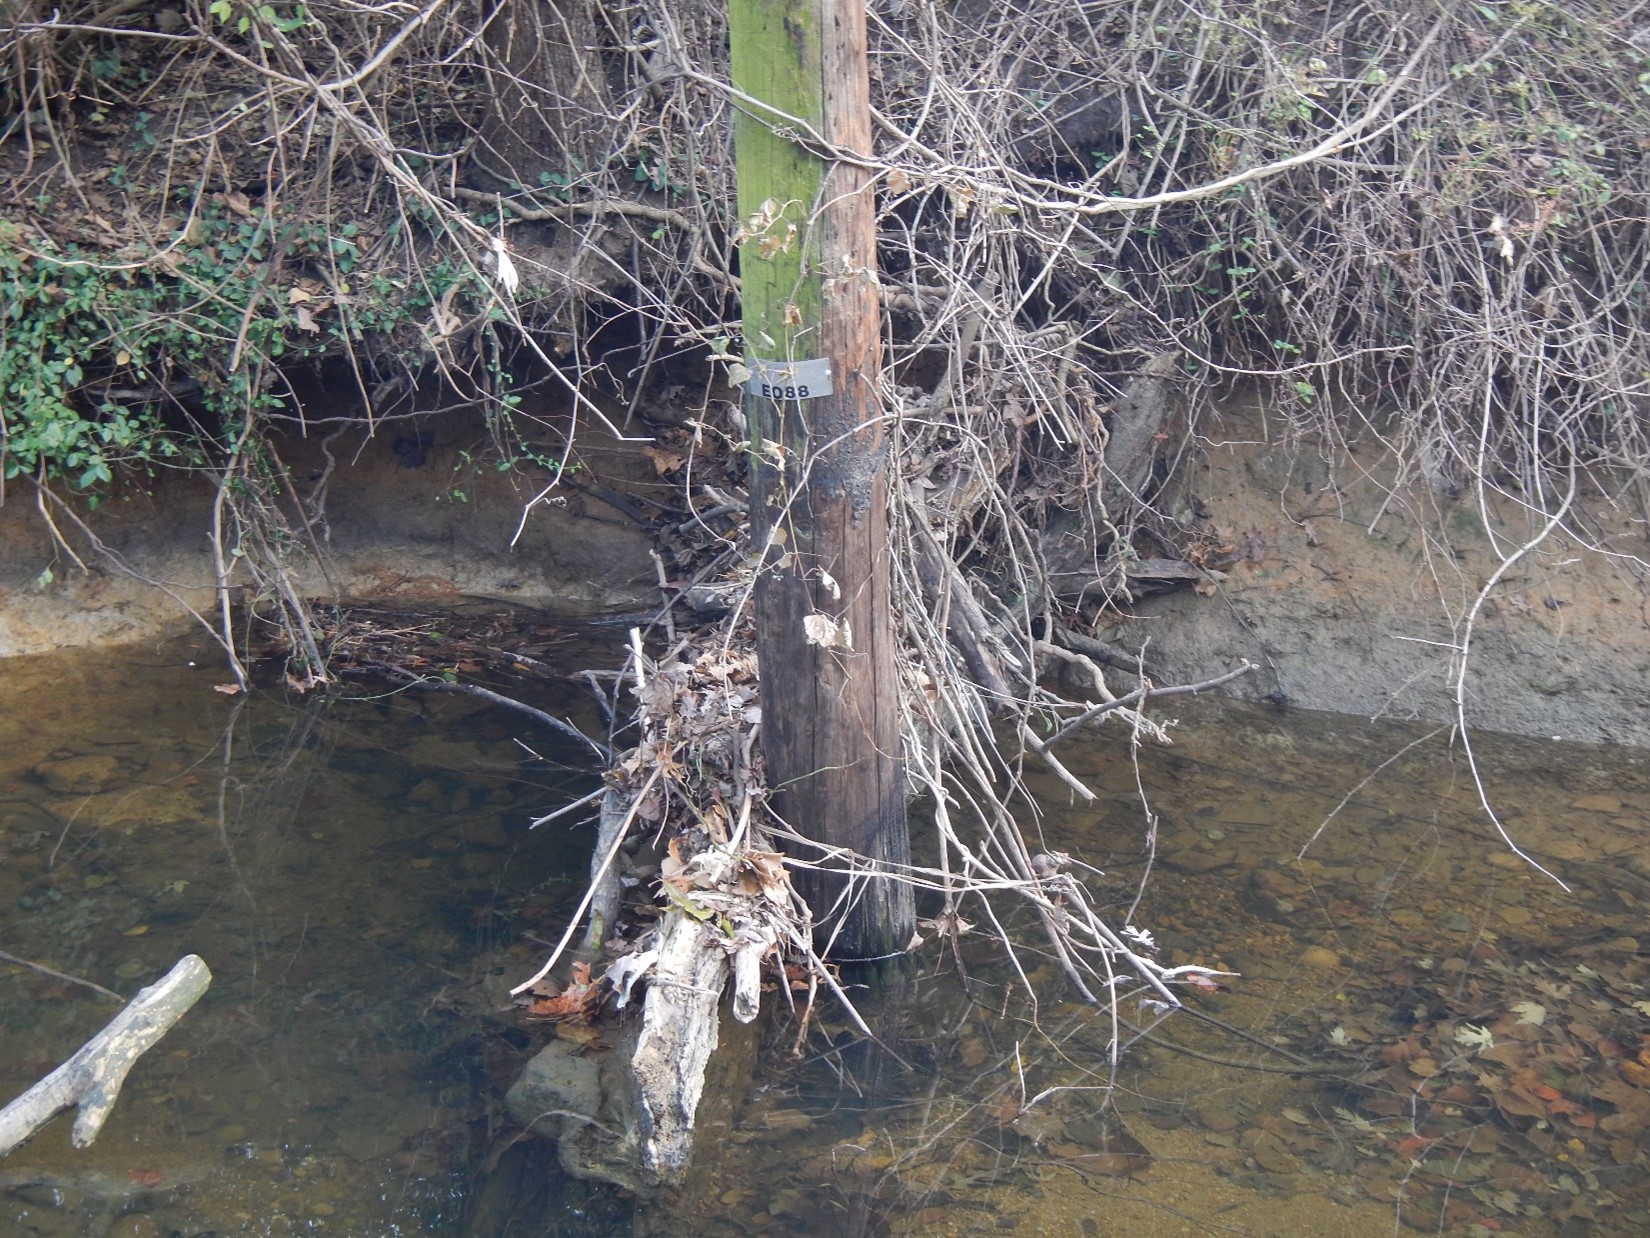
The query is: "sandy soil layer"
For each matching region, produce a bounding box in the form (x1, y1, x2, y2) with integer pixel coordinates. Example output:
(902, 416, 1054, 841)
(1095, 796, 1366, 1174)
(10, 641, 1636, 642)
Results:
(6, 396, 1647, 745)
(1099, 403, 1650, 745)
(0, 399, 660, 657)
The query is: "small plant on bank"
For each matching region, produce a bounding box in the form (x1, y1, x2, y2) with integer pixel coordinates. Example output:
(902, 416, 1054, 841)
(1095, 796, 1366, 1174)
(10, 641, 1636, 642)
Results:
(0, 210, 482, 493)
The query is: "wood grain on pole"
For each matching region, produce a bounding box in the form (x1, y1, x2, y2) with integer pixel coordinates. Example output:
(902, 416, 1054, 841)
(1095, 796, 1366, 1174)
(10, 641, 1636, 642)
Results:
(731, 0, 915, 963)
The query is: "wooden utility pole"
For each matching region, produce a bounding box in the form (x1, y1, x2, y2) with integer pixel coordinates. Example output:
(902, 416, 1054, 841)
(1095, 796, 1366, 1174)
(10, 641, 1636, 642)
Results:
(729, 0, 913, 961)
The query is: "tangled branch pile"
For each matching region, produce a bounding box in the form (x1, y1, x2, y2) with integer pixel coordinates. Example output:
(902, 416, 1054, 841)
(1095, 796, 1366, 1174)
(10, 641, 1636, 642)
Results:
(4, 0, 1645, 581)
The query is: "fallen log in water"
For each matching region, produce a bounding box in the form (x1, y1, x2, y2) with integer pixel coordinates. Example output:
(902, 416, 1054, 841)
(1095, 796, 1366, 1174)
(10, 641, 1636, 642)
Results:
(0, 955, 212, 1158)
(506, 911, 761, 1193)
(631, 910, 730, 1184)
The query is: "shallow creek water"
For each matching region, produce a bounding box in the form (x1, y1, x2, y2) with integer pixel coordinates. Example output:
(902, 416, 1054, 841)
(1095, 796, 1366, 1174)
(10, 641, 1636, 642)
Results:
(0, 632, 626, 1235)
(3, 637, 1649, 1236)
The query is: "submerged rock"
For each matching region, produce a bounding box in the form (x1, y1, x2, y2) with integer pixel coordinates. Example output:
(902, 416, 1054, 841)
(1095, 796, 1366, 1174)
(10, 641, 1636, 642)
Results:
(64, 787, 201, 830)
(1299, 945, 1341, 970)
(33, 754, 127, 795)
(505, 1040, 602, 1141)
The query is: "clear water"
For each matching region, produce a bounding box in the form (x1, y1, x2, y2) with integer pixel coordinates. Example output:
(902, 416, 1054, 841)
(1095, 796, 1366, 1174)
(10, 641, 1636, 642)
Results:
(0, 633, 623, 1235)
(634, 702, 1650, 1237)
(4, 637, 1649, 1236)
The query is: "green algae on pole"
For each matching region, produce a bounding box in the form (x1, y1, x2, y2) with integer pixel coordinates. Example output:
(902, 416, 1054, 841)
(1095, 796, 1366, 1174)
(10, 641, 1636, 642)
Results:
(729, 0, 914, 962)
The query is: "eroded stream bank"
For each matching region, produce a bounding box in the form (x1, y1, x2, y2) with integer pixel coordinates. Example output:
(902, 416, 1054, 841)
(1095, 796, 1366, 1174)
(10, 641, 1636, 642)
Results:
(6, 396, 1648, 747)
(3, 632, 1650, 1235)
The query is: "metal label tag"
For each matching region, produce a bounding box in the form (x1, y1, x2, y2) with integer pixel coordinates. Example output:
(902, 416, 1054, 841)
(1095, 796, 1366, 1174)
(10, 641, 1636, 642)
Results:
(745, 357, 833, 401)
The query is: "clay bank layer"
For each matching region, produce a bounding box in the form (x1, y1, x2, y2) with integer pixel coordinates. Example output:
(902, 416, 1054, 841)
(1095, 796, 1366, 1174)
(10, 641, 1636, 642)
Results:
(1103, 406, 1650, 746)
(5, 402, 1648, 747)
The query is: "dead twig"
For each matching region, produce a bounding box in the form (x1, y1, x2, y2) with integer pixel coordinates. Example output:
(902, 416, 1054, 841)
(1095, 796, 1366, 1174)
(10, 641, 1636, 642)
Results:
(0, 951, 124, 1004)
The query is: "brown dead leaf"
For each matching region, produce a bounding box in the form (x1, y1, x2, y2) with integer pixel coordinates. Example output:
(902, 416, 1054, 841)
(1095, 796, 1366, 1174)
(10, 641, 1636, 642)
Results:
(636, 785, 665, 823)
(986, 1095, 1020, 1124)
(1597, 1078, 1650, 1135)
(1380, 1037, 1426, 1066)
(738, 850, 793, 905)
(660, 853, 691, 890)
(526, 962, 604, 1024)
(1242, 1128, 1302, 1174)
(642, 446, 688, 475)
(700, 802, 728, 843)
(221, 190, 253, 218)
(1480, 1041, 1528, 1067)
(779, 962, 811, 991)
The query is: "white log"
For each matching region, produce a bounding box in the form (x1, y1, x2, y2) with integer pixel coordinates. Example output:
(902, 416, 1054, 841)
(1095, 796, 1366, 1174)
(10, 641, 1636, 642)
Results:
(630, 911, 727, 1185)
(729, 923, 778, 1024)
(0, 955, 212, 1157)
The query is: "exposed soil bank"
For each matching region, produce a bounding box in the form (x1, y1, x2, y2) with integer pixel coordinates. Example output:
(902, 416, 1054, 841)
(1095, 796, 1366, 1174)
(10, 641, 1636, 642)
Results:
(0, 401, 661, 656)
(5, 399, 1648, 745)
(1103, 404, 1650, 746)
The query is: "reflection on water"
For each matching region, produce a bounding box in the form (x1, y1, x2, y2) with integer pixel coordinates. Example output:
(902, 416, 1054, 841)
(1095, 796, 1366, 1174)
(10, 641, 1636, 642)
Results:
(0, 634, 623, 1235)
(6, 639, 1650, 1237)
(641, 702, 1650, 1238)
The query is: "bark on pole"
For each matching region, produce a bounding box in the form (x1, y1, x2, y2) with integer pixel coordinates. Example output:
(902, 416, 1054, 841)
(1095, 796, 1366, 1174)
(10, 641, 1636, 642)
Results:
(729, 0, 914, 961)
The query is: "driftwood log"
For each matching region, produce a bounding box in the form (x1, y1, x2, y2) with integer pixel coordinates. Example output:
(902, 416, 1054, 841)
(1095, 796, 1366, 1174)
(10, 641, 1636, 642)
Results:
(0, 955, 212, 1157)
(580, 788, 630, 953)
(631, 911, 729, 1185)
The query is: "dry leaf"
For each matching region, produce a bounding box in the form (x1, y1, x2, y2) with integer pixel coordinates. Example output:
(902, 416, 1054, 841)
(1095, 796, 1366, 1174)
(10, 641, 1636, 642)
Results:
(803, 613, 852, 650)
(642, 446, 687, 475)
(212, 683, 242, 695)
(756, 223, 795, 260)
(526, 961, 604, 1024)
(1455, 1023, 1495, 1050)
(1511, 1000, 1547, 1026)
(986, 1095, 1020, 1124)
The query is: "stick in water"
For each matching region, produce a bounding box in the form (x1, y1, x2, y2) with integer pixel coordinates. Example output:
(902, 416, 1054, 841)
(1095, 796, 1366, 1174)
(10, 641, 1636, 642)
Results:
(0, 955, 212, 1157)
